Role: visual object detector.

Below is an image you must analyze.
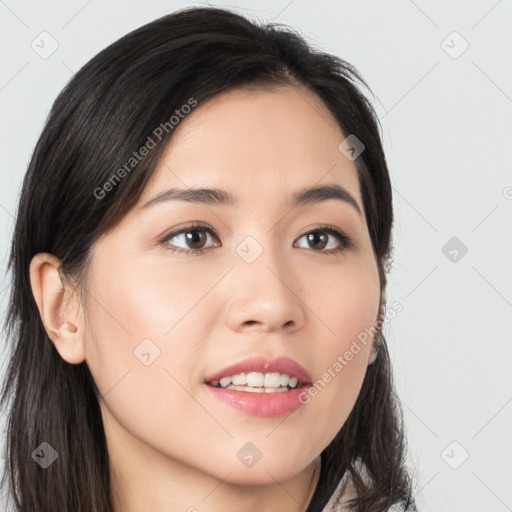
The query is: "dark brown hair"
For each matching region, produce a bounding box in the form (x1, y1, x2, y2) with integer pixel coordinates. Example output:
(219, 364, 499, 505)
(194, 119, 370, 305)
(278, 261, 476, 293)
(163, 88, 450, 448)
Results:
(1, 6, 415, 511)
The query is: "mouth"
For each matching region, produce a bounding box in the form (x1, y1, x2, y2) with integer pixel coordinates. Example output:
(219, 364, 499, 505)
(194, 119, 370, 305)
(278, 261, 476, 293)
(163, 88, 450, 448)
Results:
(206, 372, 306, 393)
(204, 355, 312, 392)
(203, 356, 313, 417)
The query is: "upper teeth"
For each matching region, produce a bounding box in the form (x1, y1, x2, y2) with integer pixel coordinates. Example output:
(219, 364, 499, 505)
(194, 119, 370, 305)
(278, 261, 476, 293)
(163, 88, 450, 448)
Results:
(211, 372, 299, 389)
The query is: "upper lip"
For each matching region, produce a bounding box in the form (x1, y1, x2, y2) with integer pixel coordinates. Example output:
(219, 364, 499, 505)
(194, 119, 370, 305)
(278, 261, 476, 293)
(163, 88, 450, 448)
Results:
(204, 356, 312, 384)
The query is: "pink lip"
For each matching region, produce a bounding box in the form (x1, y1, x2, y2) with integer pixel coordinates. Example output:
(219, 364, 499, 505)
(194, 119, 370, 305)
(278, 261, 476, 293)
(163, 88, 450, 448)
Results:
(204, 385, 310, 417)
(204, 356, 312, 384)
(203, 356, 313, 418)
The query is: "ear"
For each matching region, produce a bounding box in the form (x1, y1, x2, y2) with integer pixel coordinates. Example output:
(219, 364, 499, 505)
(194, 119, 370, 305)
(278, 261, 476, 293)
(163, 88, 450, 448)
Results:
(29, 253, 86, 364)
(368, 341, 378, 365)
(368, 290, 385, 366)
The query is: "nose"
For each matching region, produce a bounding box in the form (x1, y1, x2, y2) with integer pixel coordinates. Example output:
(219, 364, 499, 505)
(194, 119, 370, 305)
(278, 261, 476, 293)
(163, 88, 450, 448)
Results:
(224, 241, 307, 334)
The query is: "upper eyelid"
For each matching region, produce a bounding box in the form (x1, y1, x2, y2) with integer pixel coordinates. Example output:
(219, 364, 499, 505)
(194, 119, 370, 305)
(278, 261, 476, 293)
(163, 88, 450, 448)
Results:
(162, 223, 346, 238)
(161, 222, 217, 239)
(166, 226, 216, 239)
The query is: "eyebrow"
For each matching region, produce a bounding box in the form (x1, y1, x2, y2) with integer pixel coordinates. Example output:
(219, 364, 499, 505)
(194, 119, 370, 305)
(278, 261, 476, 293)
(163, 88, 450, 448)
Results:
(141, 182, 362, 217)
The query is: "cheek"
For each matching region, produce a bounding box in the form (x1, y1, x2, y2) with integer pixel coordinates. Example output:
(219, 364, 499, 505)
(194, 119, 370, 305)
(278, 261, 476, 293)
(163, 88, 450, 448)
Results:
(82, 255, 215, 405)
(82, 262, 213, 455)
(85, 253, 211, 349)
(313, 254, 381, 353)
(300, 258, 380, 440)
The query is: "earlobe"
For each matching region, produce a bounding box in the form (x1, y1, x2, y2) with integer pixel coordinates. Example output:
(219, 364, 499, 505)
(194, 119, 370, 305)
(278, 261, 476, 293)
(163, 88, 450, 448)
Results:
(29, 253, 86, 364)
(368, 332, 385, 366)
(368, 293, 386, 366)
(368, 343, 377, 365)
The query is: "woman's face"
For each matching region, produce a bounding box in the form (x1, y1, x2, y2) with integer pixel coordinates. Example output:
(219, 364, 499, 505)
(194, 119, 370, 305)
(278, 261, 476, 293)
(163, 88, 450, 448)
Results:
(82, 85, 381, 485)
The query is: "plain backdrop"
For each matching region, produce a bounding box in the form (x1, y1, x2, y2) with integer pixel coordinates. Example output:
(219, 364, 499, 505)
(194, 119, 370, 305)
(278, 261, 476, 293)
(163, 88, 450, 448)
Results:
(1, 1, 511, 511)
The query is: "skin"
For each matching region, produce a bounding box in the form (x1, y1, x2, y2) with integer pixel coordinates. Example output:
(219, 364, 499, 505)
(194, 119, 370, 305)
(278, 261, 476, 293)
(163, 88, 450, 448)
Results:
(29, 85, 381, 512)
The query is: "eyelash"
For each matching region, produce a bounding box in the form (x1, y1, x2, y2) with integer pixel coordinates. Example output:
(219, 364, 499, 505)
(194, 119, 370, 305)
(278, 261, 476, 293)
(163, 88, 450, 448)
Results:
(160, 222, 355, 256)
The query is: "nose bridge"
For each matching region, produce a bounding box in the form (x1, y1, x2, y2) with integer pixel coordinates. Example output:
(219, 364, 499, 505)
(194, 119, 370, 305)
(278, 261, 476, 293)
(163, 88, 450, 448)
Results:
(225, 230, 305, 332)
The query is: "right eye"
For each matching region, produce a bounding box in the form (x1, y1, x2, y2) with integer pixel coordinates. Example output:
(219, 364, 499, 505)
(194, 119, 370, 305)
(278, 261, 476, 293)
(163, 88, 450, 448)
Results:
(161, 223, 221, 255)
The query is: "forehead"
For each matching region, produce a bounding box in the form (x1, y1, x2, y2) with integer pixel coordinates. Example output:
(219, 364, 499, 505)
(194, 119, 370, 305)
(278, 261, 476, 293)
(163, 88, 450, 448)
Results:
(138, 85, 362, 211)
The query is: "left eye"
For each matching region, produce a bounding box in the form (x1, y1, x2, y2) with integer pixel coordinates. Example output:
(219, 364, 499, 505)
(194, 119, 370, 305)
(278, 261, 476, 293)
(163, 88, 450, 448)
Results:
(294, 228, 350, 252)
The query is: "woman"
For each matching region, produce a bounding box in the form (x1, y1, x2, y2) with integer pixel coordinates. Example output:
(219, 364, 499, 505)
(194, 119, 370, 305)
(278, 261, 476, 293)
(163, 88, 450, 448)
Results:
(1, 6, 417, 511)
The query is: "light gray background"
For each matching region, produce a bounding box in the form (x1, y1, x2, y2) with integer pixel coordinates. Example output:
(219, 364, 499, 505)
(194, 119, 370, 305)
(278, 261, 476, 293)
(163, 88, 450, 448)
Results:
(1, 1, 511, 511)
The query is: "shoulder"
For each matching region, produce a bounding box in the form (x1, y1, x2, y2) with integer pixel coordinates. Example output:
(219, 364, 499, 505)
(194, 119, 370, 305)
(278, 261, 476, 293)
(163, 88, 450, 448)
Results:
(388, 503, 418, 512)
(320, 461, 417, 512)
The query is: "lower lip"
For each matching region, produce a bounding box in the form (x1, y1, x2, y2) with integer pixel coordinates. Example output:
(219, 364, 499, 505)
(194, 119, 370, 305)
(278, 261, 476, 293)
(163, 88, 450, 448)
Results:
(204, 384, 310, 417)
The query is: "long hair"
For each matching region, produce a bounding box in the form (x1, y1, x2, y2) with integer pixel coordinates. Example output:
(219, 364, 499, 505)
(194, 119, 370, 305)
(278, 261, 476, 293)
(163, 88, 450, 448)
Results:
(1, 6, 415, 511)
